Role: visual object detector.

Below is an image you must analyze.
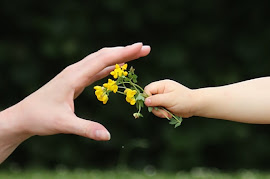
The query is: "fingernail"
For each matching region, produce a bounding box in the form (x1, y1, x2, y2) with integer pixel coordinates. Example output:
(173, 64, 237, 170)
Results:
(142, 45, 151, 50)
(95, 130, 111, 140)
(145, 98, 151, 105)
(133, 42, 143, 46)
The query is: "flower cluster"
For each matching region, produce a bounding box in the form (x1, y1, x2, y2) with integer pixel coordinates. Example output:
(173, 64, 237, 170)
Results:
(94, 63, 144, 116)
(93, 64, 183, 128)
(110, 64, 128, 79)
(94, 86, 108, 104)
(103, 79, 118, 93)
(124, 88, 137, 105)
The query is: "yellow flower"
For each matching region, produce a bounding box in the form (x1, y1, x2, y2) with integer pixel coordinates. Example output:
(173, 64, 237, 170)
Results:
(94, 86, 109, 104)
(100, 94, 108, 104)
(124, 88, 137, 105)
(103, 79, 118, 93)
(94, 86, 103, 96)
(121, 64, 128, 76)
(110, 64, 128, 79)
(121, 64, 128, 70)
(127, 97, 136, 105)
(124, 88, 137, 98)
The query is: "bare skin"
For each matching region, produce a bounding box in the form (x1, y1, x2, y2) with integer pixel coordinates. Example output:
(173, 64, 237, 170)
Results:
(0, 42, 151, 163)
(144, 78, 270, 123)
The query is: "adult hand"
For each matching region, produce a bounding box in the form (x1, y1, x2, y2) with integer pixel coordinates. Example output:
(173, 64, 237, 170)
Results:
(0, 42, 150, 163)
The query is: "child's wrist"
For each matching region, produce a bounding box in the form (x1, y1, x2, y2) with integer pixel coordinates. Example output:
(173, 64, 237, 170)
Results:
(192, 88, 207, 117)
(193, 87, 218, 118)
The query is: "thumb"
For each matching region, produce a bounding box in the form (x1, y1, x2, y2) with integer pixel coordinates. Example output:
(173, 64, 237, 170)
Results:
(144, 93, 171, 108)
(64, 115, 111, 141)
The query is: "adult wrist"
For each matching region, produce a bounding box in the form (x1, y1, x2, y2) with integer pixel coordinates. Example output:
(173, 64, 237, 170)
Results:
(0, 103, 31, 143)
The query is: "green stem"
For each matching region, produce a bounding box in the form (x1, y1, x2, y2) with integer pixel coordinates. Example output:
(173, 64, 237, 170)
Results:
(130, 82, 139, 91)
(118, 86, 127, 89)
(118, 81, 144, 92)
(122, 82, 127, 88)
(161, 107, 182, 123)
(117, 91, 125, 95)
(158, 109, 171, 120)
(132, 82, 144, 92)
(138, 104, 141, 113)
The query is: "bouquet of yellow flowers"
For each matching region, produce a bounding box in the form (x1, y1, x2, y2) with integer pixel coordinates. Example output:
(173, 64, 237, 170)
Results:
(94, 64, 182, 128)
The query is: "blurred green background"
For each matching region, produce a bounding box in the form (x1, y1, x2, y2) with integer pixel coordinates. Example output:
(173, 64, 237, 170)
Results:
(1, 0, 270, 172)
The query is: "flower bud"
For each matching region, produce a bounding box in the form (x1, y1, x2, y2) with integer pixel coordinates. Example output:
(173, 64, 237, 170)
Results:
(133, 112, 143, 119)
(133, 113, 140, 119)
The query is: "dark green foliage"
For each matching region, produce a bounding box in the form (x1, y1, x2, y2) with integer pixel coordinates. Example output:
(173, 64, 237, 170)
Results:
(1, 0, 270, 171)
(169, 116, 182, 128)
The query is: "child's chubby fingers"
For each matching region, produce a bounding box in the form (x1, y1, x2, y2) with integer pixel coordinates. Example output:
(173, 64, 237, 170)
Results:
(144, 79, 179, 94)
(144, 93, 172, 109)
(144, 80, 168, 96)
(151, 108, 172, 119)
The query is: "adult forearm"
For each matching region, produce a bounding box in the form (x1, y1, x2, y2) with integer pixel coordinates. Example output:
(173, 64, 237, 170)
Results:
(194, 77, 270, 123)
(0, 104, 30, 163)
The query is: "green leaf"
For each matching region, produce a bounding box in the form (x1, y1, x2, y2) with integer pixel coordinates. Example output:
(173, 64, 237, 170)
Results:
(148, 107, 153, 112)
(176, 116, 183, 123)
(131, 74, 138, 83)
(135, 98, 144, 110)
(129, 66, 135, 73)
(138, 100, 144, 108)
(154, 107, 159, 111)
(169, 118, 178, 125)
(136, 102, 140, 110)
(174, 122, 181, 128)
(136, 93, 145, 101)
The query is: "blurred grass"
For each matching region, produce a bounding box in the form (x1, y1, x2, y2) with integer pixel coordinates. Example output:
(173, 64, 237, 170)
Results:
(1, 168, 270, 179)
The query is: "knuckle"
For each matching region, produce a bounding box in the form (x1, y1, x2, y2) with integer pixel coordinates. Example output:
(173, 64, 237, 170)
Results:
(163, 79, 172, 83)
(82, 125, 90, 138)
(62, 63, 78, 76)
(144, 85, 150, 91)
(98, 47, 109, 54)
(58, 64, 81, 89)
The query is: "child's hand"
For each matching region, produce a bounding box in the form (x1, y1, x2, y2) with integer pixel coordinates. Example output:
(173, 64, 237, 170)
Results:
(144, 80, 197, 118)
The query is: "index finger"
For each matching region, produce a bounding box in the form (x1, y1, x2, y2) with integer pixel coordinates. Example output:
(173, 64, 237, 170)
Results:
(78, 42, 150, 81)
(144, 80, 168, 96)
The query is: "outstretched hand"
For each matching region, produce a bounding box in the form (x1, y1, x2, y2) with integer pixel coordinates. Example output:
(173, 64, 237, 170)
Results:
(19, 43, 150, 140)
(0, 42, 150, 163)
